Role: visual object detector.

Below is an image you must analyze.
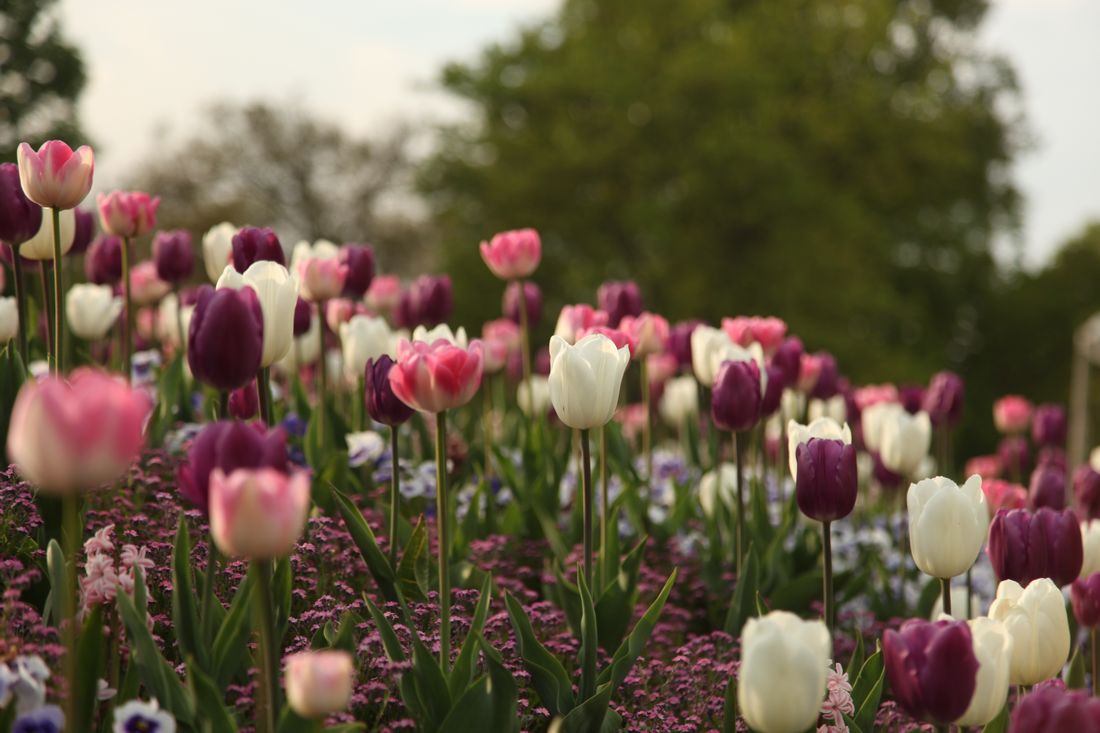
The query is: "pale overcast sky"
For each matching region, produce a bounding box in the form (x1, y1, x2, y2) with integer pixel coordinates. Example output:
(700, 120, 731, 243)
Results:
(59, 0, 1099, 268)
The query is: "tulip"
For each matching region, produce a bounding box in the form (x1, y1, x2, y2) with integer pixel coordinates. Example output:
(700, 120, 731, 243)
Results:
(0, 162, 43, 245)
(232, 227, 285, 272)
(988, 507, 1083, 587)
(787, 417, 852, 480)
(618, 312, 669, 360)
(406, 274, 453, 327)
(482, 318, 520, 373)
(480, 227, 541, 280)
(698, 463, 737, 518)
(340, 314, 392, 384)
(365, 274, 401, 315)
(658, 375, 698, 429)
(293, 296, 312, 337)
(690, 325, 743, 387)
(152, 229, 194, 284)
(795, 438, 857, 523)
(898, 384, 925, 414)
(553, 304, 608, 344)
(516, 375, 551, 417)
(770, 336, 804, 390)
(1083, 520, 1100, 577)
(412, 323, 468, 347)
(809, 352, 838, 399)
(1072, 574, 1100, 628)
(156, 292, 194, 352)
(923, 370, 965, 427)
(276, 315, 321, 373)
(1009, 684, 1100, 733)
(954, 617, 1013, 726)
(96, 191, 159, 239)
(187, 286, 264, 392)
(596, 280, 642, 327)
(16, 140, 94, 210)
(284, 650, 355, 719)
(749, 316, 787, 355)
(7, 368, 150, 495)
(994, 395, 1033, 434)
(1028, 403, 1065, 447)
(66, 284, 122, 341)
(861, 400, 904, 454)
(806, 395, 846, 424)
(340, 243, 375, 297)
(209, 466, 309, 558)
(982, 478, 1028, 514)
(664, 320, 701, 370)
(129, 261, 171, 306)
(228, 381, 259, 420)
(326, 297, 361, 332)
(1075, 465, 1100, 520)
(217, 260, 299, 368)
(880, 410, 932, 479)
(737, 611, 831, 733)
(967, 454, 1002, 480)
(177, 420, 288, 514)
(1028, 464, 1066, 510)
(576, 325, 635, 355)
(548, 333, 629, 431)
(998, 435, 1030, 480)
(988, 578, 1070, 685)
(85, 234, 123, 284)
(202, 222, 236, 282)
(0, 297, 16, 343)
(711, 358, 762, 433)
(883, 618, 979, 724)
(297, 255, 348, 303)
(365, 355, 414, 564)
(18, 206, 75, 260)
(389, 338, 484, 414)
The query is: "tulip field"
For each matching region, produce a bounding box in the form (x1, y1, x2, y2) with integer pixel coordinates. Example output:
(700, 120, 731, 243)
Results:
(3, 140, 1100, 733)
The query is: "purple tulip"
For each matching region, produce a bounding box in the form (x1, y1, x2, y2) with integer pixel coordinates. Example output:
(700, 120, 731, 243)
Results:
(293, 296, 312, 337)
(711, 359, 761, 433)
(883, 618, 978, 724)
(85, 235, 124, 285)
(0, 162, 42, 246)
(1010, 683, 1100, 733)
(987, 507, 1083, 587)
(70, 206, 95, 254)
(1028, 464, 1066, 511)
(809, 352, 838, 399)
(340, 243, 375, 298)
(153, 229, 194, 284)
(232, 226, 284, 272)
(760, 364, 784, 417)
(769, 336, 804, 390)
(796, 438, 858, 522)
(998, 435, 1030, 479)
(229, 380, 259, 420)
(872, 451, 904, 490)
(597, 280, 642, 327)
(187, 286, 264, 391)
(1074, 465, 1100, 521)
(1031, 404, 1067, 448)
(666, 320, 702, 371)
(922, 371, 964, 427)
(898, 384, 925, 415)
(408, 274, 452, 327)
(177, 420, 288, 513)
(1072, 574, 1100, 629)
(503, 280, 542, 327)
(365, 355, 414, 427)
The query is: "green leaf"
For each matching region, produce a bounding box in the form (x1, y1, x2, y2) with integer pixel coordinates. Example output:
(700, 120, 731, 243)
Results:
(721, 675, 737, 733)
(409, 631, 453, 731)
(449, 574, 493, 697)
(594, 537, 645, 652)
(595, 568, 677, 693)
(273, 556, 294, 645)
(332, 488, 398, 602)
(396, 516, 430, 602)
(981, 702, 1010, 733)
(212, 572, 256, 689)
(504, 592, 576, 716)
(172, 517, 204, 670)
(1065, 644, 1087, 689)
(578, 568, 599, 703)
(188, 657, 239, 733)
(852, 646, 884, 732)
(45, 539, 65, 626)
(71, 605, 105, 733)
(723, 545, 759, 636)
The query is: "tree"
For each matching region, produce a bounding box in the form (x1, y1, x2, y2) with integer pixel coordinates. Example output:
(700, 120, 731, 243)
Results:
(422, 0, 1021, 384)
(0, 0, 88, 159)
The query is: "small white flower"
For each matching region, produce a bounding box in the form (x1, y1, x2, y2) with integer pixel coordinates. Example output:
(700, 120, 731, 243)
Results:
(113, 698, 177, 733)
(346, 431, 386, 468)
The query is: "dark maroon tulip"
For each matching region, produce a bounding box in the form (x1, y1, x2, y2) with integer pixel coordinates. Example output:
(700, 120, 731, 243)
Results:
(408, 274, 452, 327)
(293, 296, 312, 337)
(85, 235, 124, 285)
(0, 162, 42, 246)
(534, 347, 551, 376)
(899, 384, 925, 415)
(1009, 683, 1100, 733)
(228, 380, 259, 420)
(340, 243, 375, 297)
(187, 286, 264, 391)
(770, 336, 804, 389)
(1038, 447, 1067, 473)
(1028, 464, 1066, 511)
(177, 420, 287, 514)
(1031, 404, 1067, 448)
(795, 437, 857, 522)
(503, 280, 542, 327)
(70, 207, 95, 254)
(1071, 574, 1100, 629)
(394, 287, 418, 329)
(666, 320, 702, 370)
(809, 352, 838, 399)
(711, 359, 761, 433)
(231, 226, 284, 272)
(922, 370, 964, 428)
(998, 435, 1030, 479)
(365, 355, 414, 427)
(883, 618, 978, 724)
(760, 363, 784, 417)
(987, 507, 1083, 587)
(153, 229, 194, 284)
(596, 280, 642, 327)
(1075, 465, 1100, 520)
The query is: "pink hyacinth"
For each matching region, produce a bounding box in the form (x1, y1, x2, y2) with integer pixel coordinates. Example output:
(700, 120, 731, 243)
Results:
(84, 524, 116, 555)
(554, 304, 609, 344)
(388, 338, 484, 413)
(17, 140, 95, 210)
(619, 312, 670, 359)
(479, 227, 541, 280)
(96, 191, 160, 238)
(298, 256, 349, 302)
(994, 395, 1033, 434)
(209, 467, 311, 559)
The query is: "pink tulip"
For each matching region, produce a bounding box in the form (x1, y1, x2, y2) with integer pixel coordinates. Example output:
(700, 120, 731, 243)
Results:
(482, 318, 520, 373)
(749, 316, 787, 355)
(965, 454, 1002, 480)
(798, 352, 823, 393)
(7, 368, 151, 494)
(646, 352, 679, 389)
(365, 274, 402, 313)
(854, 384, 900, 411)
(325, 298, 364, 332)
(994, 395, 1033, 434)
(96, 191, 160, 238)
(389, 338, 484, 413)
(619, 312, 670, 359)
(284, 650, 355, 718)
(479, 227, 541, 280)
(297, 257, 349, 302)
(554, 304, 609, 344)
(615, 403, 648, 442)
(721, 316, 755, 347)
(982, 478, 1028, 515)
(576, 325, 636, 357)
(16, 140, 95, 210)
(129, 261, 171, 305)
(208, 467, 310, 559)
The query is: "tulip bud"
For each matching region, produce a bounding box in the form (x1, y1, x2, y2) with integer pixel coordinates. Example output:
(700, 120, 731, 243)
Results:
(994, 395, 1033, 434)
(922, 370, 965, 427)
(293, 297, 312, 338)
(908, 475, 988, 579)
(880, 410, 932, 479)
(69, 206, 95, 254)
(737, 610, 830, 733)
(884, 618, 979, 724)
(665, 320, 701, 371)
(128, 261, 171, 306)
(17, 140, 95, 210)
(66, 284, 123, 341)
(202, 222, 236, 282)
(85, 234, 123, 285)
(152, 229, 194, 284)
(217, 261, 299, 367)
(408, 274, 453, 327)
(389, 338, 484, 414)
(548, 333, 630, 430)
(770, 336, 804, 390)
(596, 280, 642, 328)
(177, 420, 288, 514)
(0, 162, 43, 245)
(365, 355, 415, 426)
(340, 243, 375, 297)
(284, 650, 355, 719)
(982, 478, 1028, 515)
(711, 358, 762, 433)
(1028, 464, 1066, 510)
(658, 375, 698, 428)
(987, 507, 1083, 587)
(480, 227, 541, 280)
(297, 256, 349, 302)
(229, 381, 259, 420)
(209, 467, 309, 558)
(787, 417, 852, 481)
(503, 280, 542, 327)
(96, 191, 159, 238)
(998, 436, 1030, 478)
(690, 325, 740, 387)
(517, 375, 551, 417)
(989, 578, 1070, 686)
(340, 315, 392, 383)
(187, 286, 264, 391)
(412, 323, 467, 347)
(482, 318, 520, 373)
(698, 463, 737, 518)
(1071, 574, 1100, 628)
(1009, 684, 1100, 732)
(795, 437, 857, 523)
(1028, 403, 1066, 448)
(1075, 465, 1100, 520)
(231, 227, 285, 272)
(618, 312, 669, 360)
(1082, 520, 1100, 577)
(955, 617, 1013, 727)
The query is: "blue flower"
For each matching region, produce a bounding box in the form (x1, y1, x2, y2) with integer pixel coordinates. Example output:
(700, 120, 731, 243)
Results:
(12, 704, 64, 733)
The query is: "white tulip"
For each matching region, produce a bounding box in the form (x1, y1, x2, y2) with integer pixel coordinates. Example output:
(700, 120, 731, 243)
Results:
(1091, 446, 1100, 473)
(988, 578, 1070, 686)
(66, 284, 122, 341)
(202, 222, 236, 283)
(291, 239, 340, 270)
(340, 315, 392, 382)
(953, 617, 1013, 727)
(1082, 520, 1100, 577)
(276, 316, 320, 374)
(690, 325, 737, 386)
(411, 323, 467, 347)
(517, 376, 551, 417)
(787, 417, 852, 481)
(548, 333, 630, 430)
(780, 388, 805, 423)
(0, 297, 17, 342)
(19, 207, 75, 260)
(880, 410, 933, 478)
(658, 375, 698, 428)
(807, 395, 846, 424)
(156, 293, 195, 350)
(217, 261, 299, 367)
(861, 401, 904, 454)
(699, 463, 737, 518)
(738, 610, 831, 733)
(908, 475, 988, 579)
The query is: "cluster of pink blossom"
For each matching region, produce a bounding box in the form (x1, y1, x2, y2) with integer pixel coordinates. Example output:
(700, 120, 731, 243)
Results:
(79, 523, 155, 618)
(818, 660, 855, 733)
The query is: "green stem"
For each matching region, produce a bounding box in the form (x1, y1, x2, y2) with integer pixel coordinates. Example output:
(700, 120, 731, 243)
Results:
(122, 236, 133, 383)
(62, 493, 80, 727)
(734, 431, 745, 577)
(435, 410, 451, 671)
(516, 280, 533, 424)
(11, 245, 28, 366)
(357, 375, 366, 432)
(641, 357, 652, 489)
(253, 560, 279, 733)
(942, 576, 953, 617)
(50, 208, 63, 374)
(258, 367, 273, 425)
(823, 520, 834, 633)
(317, 301, 327, 446)
(580, 428, 593, 590)
(482, 380, 495, 531)
(389, 426, 400, 567)
(201, 543, 219, 643)
(600, 427, 611, 588)
(39, 265, 52, 366)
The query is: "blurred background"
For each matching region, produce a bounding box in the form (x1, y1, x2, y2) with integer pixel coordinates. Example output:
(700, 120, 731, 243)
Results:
(2, 0, 1099, 455)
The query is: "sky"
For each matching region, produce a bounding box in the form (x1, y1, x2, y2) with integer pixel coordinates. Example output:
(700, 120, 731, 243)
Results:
(58, 0, 1100, 269)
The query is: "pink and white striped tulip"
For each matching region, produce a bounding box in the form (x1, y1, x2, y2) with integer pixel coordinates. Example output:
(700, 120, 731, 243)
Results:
(619, 312, 670, 359)
(96, 191, 160, 238)
(208, 467, 310, 559)
(479, 228, 541, 280)
(388, 338, 484, 413)
(7, 368, 151, 495)
(285, 650, 355, 718)
(16, 140, 95, 210)
(297, 257, 349, 302)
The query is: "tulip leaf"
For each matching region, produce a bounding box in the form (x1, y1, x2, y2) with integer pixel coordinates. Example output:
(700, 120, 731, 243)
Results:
(449, 574, 493, 698)
(172, 516, 205, 670)
(723, 545, 759, 636)
(848, 631, 866, 684)
(439, 642, 519, 733)
(595, 537, 646, 652)
(766, 567, 822, 612)
(212, 571, 256, 689)
(408, 635, 453, 732)
(851, 645, 884, 732)
(272, 556, 294, 645)
(187, 656, 239, 733)
(504, 591, 577, 716)
(363, 594, 430, 725)
(332, 487, 399, 602)
(550, 564, 583, 637)
(916, 577, 941, 619)
(275, 708, 313, 733)
(578, 567, 599, 703)
(396, 516, 430, 602)
(721, 675, 737, 733)
(45, 539, 65, 626)
(981, 702, 1010, 733)
(71, 605, 105, 733)
(595, 568, 677, 693)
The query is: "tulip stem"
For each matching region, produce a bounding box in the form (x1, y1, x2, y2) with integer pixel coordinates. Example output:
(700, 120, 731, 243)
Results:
(1093, 628, 1099, 698)
(733, 431, 745, 578)
(317, 301, 327, 447)
(389, 425, 400, 567)
(51, 208, 63, 374)
(516, 279, 533, 427)
(580, 428, 594, 590)
(201, 542, 219, 644)
(62, 493, 80, 728)
(966, 568, 973, 619)
(941, 577, 952, 617)
(258, 368, 273, 425)
(600, 426, 611, 589)
(481, 381, 495, 531)
(435, 410, 451, 672)
(641, 357, 653, 485)
(252, 559, 279, 733)
(11, 244, 28, 367)
(122, 236, 132, 383)
(822, 519, 834, 633)
(39, 265, 53, 366)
